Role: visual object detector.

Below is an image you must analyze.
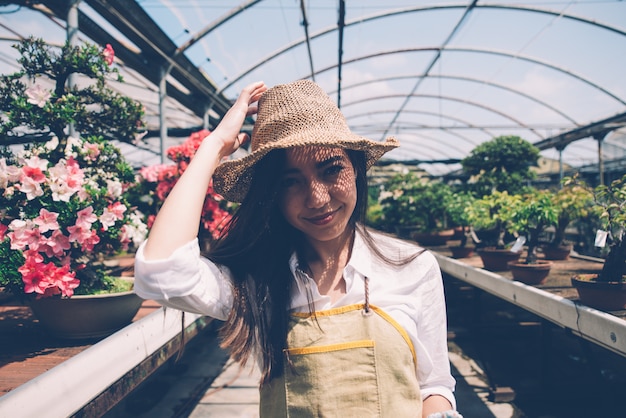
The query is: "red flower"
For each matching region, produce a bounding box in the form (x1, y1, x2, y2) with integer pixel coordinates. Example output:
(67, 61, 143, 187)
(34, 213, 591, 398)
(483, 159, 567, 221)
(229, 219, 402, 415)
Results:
(103, 44, 115, 66)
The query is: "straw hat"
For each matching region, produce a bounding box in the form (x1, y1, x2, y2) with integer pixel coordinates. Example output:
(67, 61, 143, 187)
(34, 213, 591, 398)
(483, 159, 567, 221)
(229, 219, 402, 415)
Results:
(212, 79, 399, 202)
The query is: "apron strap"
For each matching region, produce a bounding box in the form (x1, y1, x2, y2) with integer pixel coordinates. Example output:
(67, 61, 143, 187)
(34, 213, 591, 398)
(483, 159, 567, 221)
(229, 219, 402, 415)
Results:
(363, 276, 371, 314)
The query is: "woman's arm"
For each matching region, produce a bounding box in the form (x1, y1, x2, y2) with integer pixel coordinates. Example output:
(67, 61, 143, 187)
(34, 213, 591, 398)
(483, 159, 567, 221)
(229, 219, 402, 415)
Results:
(143, 81, 267, 260)
(423, 395, 455, 417)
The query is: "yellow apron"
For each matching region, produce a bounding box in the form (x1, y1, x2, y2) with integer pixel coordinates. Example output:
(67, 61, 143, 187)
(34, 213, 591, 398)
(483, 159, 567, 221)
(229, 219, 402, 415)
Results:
(260, 289, 422, 417)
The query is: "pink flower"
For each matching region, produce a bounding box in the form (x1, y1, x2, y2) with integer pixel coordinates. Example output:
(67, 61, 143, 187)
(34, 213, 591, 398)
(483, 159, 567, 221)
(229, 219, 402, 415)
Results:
(40, 230, 71, 258)
(0, 158, 21, 188)
(0, 223, 6, 240)
(139, 164, 170, 183)
(34, 208, 60, 233)
(17, 176, 44, 200)
(19, 252, 79, 298)
(103, 44, 115, 65)
(48, 158, 84, 202)
(25, 83, 51, 108)
(84, 143, 100, 160)
(7, 219, 40, 251)
(75, 206, 97, 229)
(67, 225, 100, 251)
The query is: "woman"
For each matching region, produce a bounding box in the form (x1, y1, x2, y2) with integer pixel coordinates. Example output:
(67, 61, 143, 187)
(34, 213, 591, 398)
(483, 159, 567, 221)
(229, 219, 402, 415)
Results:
(134, 80, 461, 418)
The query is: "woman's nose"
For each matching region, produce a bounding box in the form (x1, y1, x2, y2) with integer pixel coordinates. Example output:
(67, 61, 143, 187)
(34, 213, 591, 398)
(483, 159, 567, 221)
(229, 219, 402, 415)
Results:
(306, 180, 330, 208)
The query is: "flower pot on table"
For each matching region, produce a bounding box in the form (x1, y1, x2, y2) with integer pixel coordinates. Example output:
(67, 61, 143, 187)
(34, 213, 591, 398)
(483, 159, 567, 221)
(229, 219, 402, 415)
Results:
(477, 247, 522, 271)
(507, 260, 552, 285)
(29, 290, 143, 339)
(571, 274, 626, 311)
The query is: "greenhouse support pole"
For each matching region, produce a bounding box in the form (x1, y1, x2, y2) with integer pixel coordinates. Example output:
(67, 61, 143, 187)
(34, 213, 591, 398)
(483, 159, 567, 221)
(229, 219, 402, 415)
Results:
(594, 133, 605, 185)
(67, 0, 81, 138)
(159, 65, 173, 163)
(556, 145, 565, 186)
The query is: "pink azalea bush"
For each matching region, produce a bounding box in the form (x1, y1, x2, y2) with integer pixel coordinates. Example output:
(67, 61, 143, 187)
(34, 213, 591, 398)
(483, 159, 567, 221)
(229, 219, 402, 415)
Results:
(130, 130, 234, 245)
(0, 38, 148, 299)
(0, 136, 148, 298)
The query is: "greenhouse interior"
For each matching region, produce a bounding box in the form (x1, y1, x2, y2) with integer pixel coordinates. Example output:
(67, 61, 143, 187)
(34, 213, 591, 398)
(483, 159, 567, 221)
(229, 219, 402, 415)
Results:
(1, 1, 626, 417)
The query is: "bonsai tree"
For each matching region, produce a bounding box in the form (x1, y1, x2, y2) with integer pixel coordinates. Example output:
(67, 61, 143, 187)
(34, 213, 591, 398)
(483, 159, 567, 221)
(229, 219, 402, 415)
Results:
(465, 190, 520, 249)
(505, 189, 559, 264)
(444, 190, 477, 248)
(378, 172, 426, 236)
(588, 174, 626, 283)
(0, 37, 145, 149)
(547, 179, 594, 251)
(461, 135, 540, 196)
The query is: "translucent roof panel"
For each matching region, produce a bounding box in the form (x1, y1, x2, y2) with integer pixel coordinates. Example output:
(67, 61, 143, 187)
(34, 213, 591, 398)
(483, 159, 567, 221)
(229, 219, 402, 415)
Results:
(0, 0, 625, 176)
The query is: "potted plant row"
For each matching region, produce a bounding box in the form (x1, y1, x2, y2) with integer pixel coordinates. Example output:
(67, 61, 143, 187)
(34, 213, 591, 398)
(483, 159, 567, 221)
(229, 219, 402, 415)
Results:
(377, 173, 454, 244)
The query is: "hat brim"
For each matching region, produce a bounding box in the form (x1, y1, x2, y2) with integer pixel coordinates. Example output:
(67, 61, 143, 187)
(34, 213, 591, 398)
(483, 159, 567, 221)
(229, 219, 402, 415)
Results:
(213, 133, 399, 202)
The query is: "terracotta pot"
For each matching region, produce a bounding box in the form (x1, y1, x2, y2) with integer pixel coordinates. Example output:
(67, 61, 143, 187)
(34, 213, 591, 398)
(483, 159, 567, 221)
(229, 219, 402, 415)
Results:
(541, 244, 572, 260)
(571, 274, 626, 311)
(477, 247, 522, 271)
(394, 226, 421, 240)
(449, 245, 474, 259)
(29, 289, 143, 339)
(507, 260, 552, 285)
(412, 229, 455, 246)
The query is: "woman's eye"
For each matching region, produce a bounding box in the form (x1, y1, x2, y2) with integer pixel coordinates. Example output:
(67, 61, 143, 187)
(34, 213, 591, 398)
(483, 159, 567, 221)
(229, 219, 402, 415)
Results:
(324, 165, 344, 177)
(281, 177, 300, 188)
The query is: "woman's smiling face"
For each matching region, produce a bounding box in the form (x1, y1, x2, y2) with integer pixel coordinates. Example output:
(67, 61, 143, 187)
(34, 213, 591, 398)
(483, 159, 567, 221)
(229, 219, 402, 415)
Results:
(278, 146, 357, 244)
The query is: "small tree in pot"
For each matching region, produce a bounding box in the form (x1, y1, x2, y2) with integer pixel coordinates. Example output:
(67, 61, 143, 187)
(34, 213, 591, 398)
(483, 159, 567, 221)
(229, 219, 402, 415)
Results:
(571, 174, 626, 310)
(444, 191, 476, 258)
(465, 191, 523, 271)
(504, 189, 560, 284)
(543, 180, 594, 259)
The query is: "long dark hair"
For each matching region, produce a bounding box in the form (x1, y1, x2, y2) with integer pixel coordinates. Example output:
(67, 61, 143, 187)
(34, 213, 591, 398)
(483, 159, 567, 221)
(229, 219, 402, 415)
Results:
(208, 147, 419, 383)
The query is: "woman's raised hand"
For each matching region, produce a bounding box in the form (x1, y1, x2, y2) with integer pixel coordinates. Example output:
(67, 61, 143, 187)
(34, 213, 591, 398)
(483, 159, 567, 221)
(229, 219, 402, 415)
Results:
(211, 81, 267, 159)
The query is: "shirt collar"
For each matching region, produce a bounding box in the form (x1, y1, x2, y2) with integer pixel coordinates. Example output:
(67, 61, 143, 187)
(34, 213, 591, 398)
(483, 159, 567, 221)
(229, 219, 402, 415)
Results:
(287, 226, 375, 280)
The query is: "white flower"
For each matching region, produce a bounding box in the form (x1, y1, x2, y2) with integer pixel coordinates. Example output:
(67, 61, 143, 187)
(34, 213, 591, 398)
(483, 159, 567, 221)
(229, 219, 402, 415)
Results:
(25, 83, 51, 108)
(106, 179, 123, 199)
(45, 136, 59, 151)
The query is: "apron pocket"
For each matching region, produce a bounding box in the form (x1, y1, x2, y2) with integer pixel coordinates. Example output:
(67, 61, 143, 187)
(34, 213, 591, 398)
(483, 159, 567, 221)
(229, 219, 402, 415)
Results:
(283, 340, 381, 417)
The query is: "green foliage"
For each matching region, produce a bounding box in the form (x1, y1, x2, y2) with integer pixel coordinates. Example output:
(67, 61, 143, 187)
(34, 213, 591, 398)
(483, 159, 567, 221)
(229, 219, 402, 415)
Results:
(549, 179, 594, 248)
(461, 135, 540, 196)
(583, 175, 626, 282)
(505, 189, 559, 263)
(444, 191, 477, 247)
(379, 173, 453, 232)
(0, 239, 25, 297)
(0, 37, 145, 147)
(465, 191, 520, 248)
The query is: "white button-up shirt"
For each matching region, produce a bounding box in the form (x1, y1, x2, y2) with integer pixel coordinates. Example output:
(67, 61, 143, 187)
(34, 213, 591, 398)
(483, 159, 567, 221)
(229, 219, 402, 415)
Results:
(134, 228, 456, 408)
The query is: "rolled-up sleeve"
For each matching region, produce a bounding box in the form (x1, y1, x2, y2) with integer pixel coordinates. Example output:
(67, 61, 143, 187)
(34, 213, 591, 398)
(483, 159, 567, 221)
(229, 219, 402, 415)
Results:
(133, 238, 233, 320)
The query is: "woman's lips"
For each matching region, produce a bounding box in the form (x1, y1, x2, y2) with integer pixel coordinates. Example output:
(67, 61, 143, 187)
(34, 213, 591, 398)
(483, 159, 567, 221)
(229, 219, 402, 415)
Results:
(305, 209, 338, 226)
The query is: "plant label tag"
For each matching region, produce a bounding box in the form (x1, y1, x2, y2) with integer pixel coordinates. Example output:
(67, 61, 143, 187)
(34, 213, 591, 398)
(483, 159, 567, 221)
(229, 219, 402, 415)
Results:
(470, 228, 481, 244)
(510, 236, 526, 253)
(595, 230, 608, 247)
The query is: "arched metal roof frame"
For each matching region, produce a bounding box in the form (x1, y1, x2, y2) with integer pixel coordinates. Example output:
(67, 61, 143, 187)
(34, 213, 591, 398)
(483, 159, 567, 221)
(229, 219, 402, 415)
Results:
(339, 74, 579, 125)
(0, 0, 625, 177)
(341, 93, 543, 139)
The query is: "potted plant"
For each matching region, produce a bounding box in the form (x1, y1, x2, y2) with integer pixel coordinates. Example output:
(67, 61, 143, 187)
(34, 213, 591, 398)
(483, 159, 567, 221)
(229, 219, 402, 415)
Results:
(465, 191, 523, 271)
(571, 175, 626, 310)
(378, 172, 427, 239)
(460, 135, 540, 197)
(504, 189, 559, 285)
(444, 191, 476, 258)
(130, 129, 236, 254)
(542, 179, 594, 260)
(0, 37, 147, 338)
